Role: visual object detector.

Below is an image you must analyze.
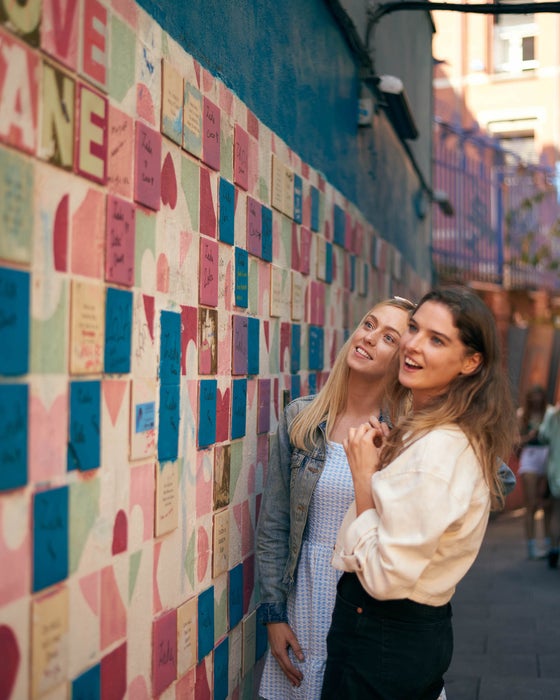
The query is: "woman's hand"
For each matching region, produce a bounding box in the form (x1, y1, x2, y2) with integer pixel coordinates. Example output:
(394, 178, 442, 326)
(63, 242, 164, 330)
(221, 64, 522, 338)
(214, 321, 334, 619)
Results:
(343, 418, 389, 514)
(343, 418, 387, 475)
(266, 622, 305, 687)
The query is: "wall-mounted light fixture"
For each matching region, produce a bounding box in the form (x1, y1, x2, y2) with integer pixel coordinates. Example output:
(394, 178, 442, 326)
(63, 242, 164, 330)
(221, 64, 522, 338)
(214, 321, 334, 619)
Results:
(414, 188, 455, 219)
(432, 189, 454, 216)
(377, 75, 419, 140)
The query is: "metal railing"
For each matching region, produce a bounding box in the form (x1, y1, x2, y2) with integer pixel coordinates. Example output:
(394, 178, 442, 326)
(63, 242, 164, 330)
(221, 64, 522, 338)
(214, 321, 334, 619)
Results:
(432, 119, 560, 291)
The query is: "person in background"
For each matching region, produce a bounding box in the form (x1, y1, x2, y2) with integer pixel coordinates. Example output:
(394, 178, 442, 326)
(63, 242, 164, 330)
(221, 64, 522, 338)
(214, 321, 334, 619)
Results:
(321, 286, 518, 700)
(538, 402, 560, 568)
(516, 385, 552, 559)
(256, 296, 416, 699)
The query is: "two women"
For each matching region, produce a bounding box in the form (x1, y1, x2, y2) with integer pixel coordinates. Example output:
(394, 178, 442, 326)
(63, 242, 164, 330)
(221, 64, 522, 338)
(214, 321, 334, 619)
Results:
(321, 286, 517, 699)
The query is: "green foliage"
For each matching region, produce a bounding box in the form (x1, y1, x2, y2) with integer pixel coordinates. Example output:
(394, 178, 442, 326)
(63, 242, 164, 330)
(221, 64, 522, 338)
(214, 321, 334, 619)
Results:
(506, 189, 560, 273)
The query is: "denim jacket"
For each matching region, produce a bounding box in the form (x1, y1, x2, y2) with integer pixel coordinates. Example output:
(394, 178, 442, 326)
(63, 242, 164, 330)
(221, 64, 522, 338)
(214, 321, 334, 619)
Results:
(256, 395, 326, 624)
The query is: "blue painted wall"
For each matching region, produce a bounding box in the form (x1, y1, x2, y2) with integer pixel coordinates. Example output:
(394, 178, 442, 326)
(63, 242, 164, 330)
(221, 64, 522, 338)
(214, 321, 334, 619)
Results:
(138, 0, 433, 279)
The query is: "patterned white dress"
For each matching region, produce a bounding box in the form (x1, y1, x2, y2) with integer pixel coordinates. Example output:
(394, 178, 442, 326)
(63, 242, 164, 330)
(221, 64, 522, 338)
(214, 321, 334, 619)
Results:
(259, 442, 354, 699)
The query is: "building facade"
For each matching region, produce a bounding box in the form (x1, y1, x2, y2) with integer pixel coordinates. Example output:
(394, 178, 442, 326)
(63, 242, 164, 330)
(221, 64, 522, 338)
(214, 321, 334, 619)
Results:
(432, 0, 560, 403)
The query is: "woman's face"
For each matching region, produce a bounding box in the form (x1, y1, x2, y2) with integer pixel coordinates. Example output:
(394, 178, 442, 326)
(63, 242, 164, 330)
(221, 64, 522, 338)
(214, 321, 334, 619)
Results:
(346, 304, 410, 380)
(398, 301, 481, 408)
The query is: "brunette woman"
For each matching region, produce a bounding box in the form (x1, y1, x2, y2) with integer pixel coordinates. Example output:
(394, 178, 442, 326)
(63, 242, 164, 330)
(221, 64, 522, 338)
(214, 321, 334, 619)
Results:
(321, 286, 517, 700)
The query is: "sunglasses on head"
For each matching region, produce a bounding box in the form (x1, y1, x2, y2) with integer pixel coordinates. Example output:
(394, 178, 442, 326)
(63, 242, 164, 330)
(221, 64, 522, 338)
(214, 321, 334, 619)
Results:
(393, 295, 417, 310)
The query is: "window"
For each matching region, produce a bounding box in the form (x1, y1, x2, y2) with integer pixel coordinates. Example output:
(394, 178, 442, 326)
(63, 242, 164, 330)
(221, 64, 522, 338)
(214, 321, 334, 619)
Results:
(498, 134, 536, 165)
(493, 2, 537, 73)
(488, 118, 537, 164)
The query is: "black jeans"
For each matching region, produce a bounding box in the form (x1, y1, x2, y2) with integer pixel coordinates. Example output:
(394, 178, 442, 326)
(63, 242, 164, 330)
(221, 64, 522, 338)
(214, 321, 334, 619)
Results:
(321, 573, 453, 700)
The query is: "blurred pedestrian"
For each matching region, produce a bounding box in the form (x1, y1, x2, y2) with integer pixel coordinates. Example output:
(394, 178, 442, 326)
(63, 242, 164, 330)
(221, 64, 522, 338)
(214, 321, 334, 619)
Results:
(517, 385, 552, 559)
(538, 402, 560, 568)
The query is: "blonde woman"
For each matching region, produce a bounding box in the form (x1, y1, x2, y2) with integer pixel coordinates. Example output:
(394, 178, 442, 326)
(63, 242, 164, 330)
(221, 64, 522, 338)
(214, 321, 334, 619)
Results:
(256, 297, 415, 699)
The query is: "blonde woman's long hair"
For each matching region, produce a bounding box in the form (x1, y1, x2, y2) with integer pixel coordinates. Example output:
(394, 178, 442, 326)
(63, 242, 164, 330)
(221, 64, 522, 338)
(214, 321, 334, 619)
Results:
(289, 297, 416, 450)
(382, 286, 518, 510)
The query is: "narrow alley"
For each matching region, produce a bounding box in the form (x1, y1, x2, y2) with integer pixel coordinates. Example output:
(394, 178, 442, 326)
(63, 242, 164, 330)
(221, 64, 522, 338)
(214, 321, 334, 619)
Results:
(445, 510, 560, 700)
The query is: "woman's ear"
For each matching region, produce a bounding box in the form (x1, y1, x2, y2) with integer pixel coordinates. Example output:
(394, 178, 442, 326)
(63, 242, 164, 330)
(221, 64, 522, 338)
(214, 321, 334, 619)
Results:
(461, 352, 483, 376)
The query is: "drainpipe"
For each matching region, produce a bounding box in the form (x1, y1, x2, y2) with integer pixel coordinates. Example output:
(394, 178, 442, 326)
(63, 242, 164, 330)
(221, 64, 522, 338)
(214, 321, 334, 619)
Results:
(496, 168, 505, 287)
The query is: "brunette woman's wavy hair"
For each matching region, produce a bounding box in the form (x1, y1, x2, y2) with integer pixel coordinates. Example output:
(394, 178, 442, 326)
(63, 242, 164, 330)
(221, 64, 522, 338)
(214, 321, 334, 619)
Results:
(289, 297, 416, 450)
(382, 286, 518, 509)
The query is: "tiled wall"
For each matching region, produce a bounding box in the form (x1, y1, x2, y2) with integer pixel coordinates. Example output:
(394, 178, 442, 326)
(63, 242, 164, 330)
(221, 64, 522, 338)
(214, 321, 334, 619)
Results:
(0, 0, 425, 698)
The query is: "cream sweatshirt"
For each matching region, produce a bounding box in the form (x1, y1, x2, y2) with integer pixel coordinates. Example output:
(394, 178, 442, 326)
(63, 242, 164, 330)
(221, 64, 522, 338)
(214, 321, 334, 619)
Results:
(332, 426, 491, 606)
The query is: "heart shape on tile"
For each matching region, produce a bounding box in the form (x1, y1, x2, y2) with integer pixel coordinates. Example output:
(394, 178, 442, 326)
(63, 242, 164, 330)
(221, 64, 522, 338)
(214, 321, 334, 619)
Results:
(160, 152, 177, 209)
